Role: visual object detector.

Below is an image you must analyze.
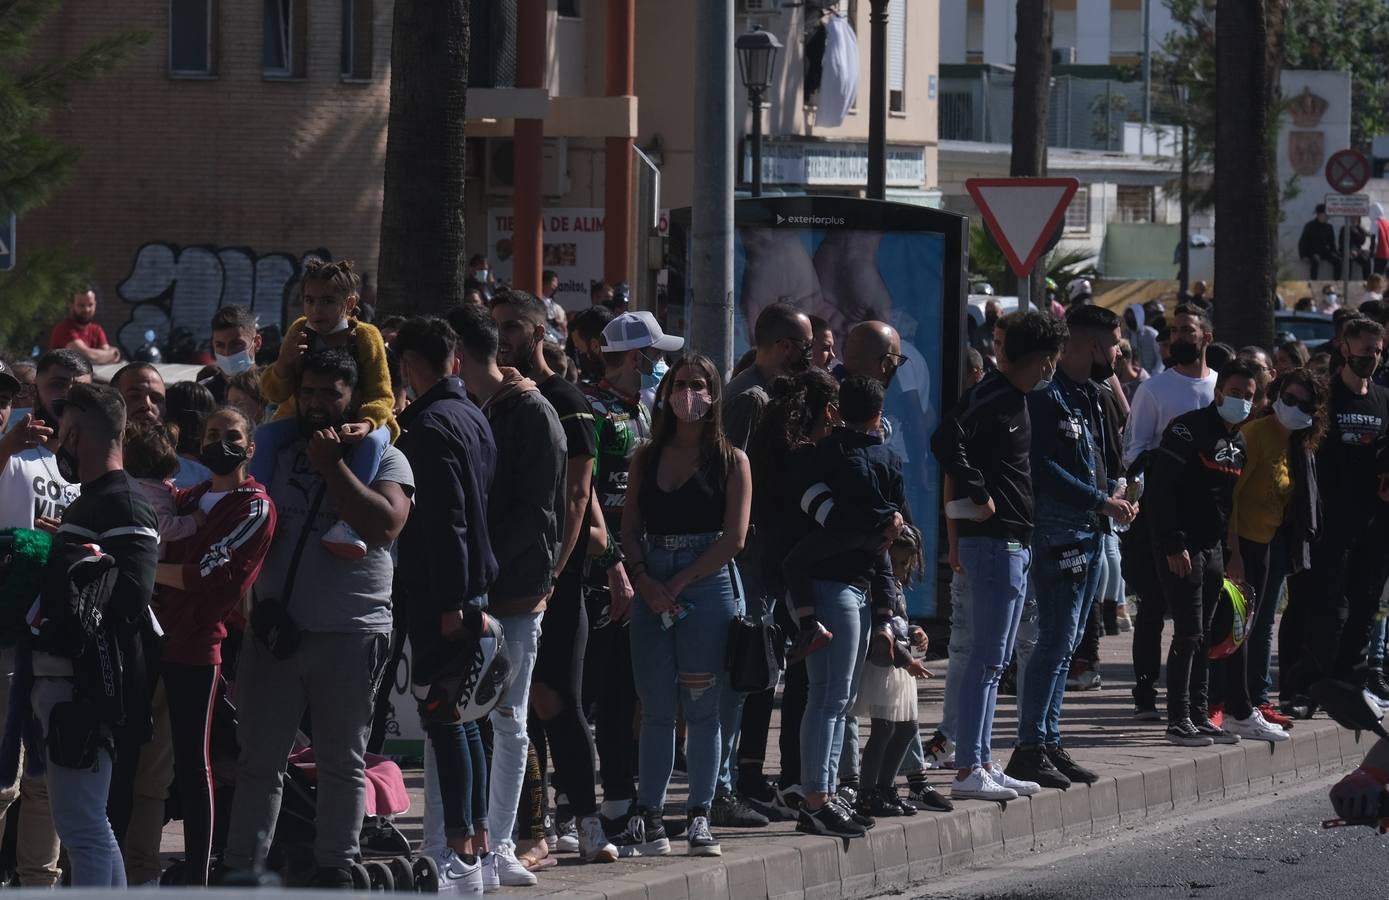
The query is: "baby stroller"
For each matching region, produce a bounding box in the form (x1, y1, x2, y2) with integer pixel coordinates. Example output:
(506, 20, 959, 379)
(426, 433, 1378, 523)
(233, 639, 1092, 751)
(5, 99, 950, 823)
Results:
(159, 676, 438, 892)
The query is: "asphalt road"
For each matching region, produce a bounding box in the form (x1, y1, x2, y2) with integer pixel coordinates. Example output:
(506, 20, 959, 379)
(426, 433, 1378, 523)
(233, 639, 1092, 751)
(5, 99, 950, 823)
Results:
(911, 773, 1389, 899)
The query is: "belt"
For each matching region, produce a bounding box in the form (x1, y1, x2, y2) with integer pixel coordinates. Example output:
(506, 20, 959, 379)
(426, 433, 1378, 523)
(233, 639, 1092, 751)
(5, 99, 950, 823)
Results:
(646, 532, 723, 550)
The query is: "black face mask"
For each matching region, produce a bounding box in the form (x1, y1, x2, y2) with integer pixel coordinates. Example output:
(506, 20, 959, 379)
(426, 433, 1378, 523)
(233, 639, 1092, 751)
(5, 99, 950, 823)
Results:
(1347, 354, 1379, 378)
(200, 439, 248, 477)
(1168, 340, 1202, 366)
(55, 442, 79, 484)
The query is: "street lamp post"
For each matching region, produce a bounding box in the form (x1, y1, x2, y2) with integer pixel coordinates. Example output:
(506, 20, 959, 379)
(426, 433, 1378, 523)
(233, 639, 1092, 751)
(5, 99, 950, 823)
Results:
(1168, 75, 1191, 297)
(736, 28, 782, 198)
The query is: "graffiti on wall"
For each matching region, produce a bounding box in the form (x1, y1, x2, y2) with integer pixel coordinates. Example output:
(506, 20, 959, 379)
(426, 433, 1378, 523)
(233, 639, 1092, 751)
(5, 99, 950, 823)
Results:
(116, 243, 332, 354)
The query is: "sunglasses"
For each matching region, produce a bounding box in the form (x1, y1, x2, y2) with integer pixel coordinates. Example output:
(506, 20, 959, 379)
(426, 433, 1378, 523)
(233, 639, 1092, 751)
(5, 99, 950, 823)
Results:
(881, 352, 908, 369)
(1279, 392, 1315, 415)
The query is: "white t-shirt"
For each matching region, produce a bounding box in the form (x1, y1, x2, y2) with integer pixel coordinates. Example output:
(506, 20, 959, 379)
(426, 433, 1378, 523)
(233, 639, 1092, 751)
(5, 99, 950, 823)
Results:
(199, 489, 230, 514)
(1122, 367, 1218, 469)
(0, 447, 80, 529)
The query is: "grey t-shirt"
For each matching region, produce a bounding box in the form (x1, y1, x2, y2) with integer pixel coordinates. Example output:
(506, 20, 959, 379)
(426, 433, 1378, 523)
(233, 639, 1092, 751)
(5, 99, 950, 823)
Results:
(258, 442, 414, 634)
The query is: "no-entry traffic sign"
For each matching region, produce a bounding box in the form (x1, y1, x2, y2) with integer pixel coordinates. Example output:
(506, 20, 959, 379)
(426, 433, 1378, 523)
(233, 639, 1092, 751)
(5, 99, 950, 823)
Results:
(1326, 149, 1371, 195)
(965, 177, 1079, 277)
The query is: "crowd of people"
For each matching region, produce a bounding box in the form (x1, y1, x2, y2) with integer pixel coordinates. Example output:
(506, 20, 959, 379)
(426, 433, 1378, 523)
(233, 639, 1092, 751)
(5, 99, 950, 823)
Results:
(4, 266, 1389, 892)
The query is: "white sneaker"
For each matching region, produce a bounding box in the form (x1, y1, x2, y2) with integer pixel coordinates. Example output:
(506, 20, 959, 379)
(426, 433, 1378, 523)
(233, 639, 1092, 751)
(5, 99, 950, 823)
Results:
(438, 851, 484, 895)
(485, 845, 537, 887)
(578, 814, 618, 863)
(951, 766, 1019, 801)
(554, 816, 580, 854)
(987, 762, 1042, 797)
(321, 519, 368, 559)
(478, 852, 499, 893)
(1226, 710, 1289, 743)
(923, 734, 955, 770)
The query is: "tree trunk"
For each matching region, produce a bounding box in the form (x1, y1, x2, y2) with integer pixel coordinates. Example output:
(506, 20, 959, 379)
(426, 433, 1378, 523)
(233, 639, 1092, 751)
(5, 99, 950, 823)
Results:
(378, 0, 470, 316)
(1214, 0, 1283, 351)
(1009, 0, 1053, 305)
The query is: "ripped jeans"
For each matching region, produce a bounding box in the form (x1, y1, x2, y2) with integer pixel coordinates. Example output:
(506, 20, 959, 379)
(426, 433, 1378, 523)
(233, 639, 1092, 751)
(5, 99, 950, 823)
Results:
(630, 533, 738, 813)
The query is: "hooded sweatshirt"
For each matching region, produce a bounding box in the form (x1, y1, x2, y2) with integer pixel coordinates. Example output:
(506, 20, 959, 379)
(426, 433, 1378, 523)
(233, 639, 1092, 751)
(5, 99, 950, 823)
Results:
(480, 367, 566, 615)
(1127, 303, 1164, 376)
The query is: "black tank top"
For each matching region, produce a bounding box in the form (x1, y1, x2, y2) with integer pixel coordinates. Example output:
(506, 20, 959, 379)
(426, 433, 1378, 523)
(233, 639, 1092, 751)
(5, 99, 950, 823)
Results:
(640, 449, 727, 535)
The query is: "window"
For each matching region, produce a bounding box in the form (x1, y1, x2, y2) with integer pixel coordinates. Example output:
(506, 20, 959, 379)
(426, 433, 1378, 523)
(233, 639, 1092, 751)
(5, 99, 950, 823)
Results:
(1109, 8, 1143, 56)
(558, 0, 580, 17)
(1064, 187, 1090, 234)
(263, 0, 307, 78)
(1115, 185, 1155, 224)
(169, 0, 216, 76)
(340, 0, 373, 79)
(888, 0, 905, 112)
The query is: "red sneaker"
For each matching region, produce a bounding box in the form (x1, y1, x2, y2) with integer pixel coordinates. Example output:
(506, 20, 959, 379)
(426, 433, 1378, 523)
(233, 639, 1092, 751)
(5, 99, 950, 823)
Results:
(1207, 705, 1224, 729)
(1257, 703, 1295, 730)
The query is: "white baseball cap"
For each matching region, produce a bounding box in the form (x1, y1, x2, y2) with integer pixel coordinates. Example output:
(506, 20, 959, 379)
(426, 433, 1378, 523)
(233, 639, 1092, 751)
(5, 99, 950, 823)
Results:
(601, 310, 685, 353)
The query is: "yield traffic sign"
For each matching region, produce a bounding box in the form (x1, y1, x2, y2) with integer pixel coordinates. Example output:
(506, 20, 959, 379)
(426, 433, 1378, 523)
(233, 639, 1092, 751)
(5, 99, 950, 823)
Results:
(965, 177, 1079, 277)
(1326, 149, 1371, 195)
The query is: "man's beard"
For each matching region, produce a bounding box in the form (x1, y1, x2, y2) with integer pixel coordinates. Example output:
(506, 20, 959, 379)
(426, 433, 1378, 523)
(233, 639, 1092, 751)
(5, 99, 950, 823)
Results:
(508, 338, 537, 376)
(298, 413, 344, 437)
(72, 312, 93, 325)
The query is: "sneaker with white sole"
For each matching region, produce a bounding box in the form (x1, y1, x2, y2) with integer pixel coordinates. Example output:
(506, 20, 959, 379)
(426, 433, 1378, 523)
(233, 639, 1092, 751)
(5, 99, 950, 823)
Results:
(439, 851, 484, 895)
(320, 519, 368, 559)
(484, 845, 537, 888)
(1066, 668, 1102, 691)
(578, 815, 618, 863)
(686, 808, 722, 857)
(1193, 719, 1240, 744)
(554, 817, 580, 854)
(1225, 710, 1289, 743)
(1165, 718, 1214, 747)
(478, 851, 499, 894)
(923, 731, 955, 770)
(951, 766, 1019, 801)
(987, 762, 1042, 797)
(611, 806, 671, 858)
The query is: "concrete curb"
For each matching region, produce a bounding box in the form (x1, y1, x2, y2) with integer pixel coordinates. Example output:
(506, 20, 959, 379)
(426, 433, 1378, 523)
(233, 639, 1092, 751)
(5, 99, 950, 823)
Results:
(542, 719, 1371, 900)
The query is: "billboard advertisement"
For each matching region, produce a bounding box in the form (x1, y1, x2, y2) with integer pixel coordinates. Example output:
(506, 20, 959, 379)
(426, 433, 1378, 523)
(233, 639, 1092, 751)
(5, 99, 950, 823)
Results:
(670, 198, 968, 617)
(486, 207, 605, 310)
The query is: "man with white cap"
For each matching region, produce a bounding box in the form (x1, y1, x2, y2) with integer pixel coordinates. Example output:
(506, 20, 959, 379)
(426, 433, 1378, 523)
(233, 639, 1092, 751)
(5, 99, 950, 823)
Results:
(579, 310, 685, 834)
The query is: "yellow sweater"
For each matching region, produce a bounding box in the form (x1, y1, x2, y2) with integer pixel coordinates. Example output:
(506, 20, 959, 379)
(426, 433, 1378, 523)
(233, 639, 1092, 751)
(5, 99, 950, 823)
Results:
(261, 317, 400, 442)
(1231, 414, 1292, 544)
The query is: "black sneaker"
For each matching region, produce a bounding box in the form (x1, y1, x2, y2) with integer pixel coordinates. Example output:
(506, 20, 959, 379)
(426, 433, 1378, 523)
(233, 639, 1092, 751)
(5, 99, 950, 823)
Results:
(710, 789, 770, 828)
(1044, 744, 1098, 785)
(999, 661, 1018, 696)
(881, 787, 918, 817)
(832, 794, 875, 830)
(1279, 696, 1316, 720)
(1166, 718, 1214, 747)
(906, 783, 954, 812)
(857, 787, 902, 818)
(611, 806, 671, 858)
(788, 621, 833, 662)
(1192, 719, 1240, 744)
(1365, 671, 1389, 703)
(737, 775, 786, 820)
(685, 808, 722, 857)
(796, 801, 866, 838)
(1134, 704, 1164, 721)
(836, 782, 860, 808)
(1004, 745, 1071, 790)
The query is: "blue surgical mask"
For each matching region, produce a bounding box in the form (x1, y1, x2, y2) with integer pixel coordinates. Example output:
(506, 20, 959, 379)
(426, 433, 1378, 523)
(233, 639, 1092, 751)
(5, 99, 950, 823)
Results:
(1217, 395, 1253, 424)
(215, 349, 255, 376)
(642, 355, 668, 392)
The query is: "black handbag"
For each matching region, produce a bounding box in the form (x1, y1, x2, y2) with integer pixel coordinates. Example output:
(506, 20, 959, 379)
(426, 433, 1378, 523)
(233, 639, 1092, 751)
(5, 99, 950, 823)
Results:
(725, 579, 786, 693)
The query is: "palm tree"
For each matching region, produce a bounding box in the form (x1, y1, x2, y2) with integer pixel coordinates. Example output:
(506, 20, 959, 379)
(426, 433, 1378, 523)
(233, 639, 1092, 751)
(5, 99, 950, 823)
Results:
(1213, 0, 1284, 351)
(377, 0, 471, 316)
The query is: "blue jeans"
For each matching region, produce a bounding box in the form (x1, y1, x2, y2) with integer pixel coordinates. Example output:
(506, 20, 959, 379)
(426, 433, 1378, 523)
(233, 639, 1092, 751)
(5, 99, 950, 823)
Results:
(716, 562, 752, 795)
(1240, 533, 1288, 707)
(1100, 530, 1125, 608)
(800, 579, 870, 794)
(630, 535, 737, 813)
(1014, 581, 1038, 701)
(32, 677, 125, 887)
(250, 419, 390, 487)
(1018, 529, 1104, 746)
(938, 569, 975, 744)
(954, 537, 1030, 770)
(421, 721, 487, 855)
(488, 613, 543, 852)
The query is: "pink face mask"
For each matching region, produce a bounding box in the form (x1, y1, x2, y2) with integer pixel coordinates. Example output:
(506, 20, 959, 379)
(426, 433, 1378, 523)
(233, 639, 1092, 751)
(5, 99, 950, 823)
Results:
(670, 388, 713, 423)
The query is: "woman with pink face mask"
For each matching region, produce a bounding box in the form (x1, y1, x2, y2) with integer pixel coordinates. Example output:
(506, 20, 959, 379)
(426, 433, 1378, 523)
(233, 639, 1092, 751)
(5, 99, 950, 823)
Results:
(614, 353, 752, 860)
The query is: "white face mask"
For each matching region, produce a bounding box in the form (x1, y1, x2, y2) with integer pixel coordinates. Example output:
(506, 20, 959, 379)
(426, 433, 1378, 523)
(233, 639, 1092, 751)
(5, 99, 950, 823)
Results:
(215, 349, 255, 376)
(1273, 397, 1313, 431)
(1217, 395, 1253, 425)
(307, 318, 350, 335)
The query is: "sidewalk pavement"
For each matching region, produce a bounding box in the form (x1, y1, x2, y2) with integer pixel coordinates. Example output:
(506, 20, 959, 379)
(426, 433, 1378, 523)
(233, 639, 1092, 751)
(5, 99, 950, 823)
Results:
(162, 619, 1373, 898)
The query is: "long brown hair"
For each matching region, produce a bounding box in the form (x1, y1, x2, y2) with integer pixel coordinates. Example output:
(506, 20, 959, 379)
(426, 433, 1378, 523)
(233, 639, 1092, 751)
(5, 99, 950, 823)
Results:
(1274, 367, 1330, 453)
(648, 352, 735, 476)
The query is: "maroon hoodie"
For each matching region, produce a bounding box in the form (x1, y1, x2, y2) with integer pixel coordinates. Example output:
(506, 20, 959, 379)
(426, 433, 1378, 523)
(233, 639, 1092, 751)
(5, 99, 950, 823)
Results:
(156, 478, 276, 666)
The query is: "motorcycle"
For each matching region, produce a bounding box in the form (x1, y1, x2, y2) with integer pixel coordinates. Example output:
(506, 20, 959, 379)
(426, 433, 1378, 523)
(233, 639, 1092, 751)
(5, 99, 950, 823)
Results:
(1314, 678, 1389, 832)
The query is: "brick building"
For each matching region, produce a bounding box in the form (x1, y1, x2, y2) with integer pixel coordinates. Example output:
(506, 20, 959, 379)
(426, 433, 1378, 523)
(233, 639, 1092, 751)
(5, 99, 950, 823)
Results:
(25, 0, 393, 355)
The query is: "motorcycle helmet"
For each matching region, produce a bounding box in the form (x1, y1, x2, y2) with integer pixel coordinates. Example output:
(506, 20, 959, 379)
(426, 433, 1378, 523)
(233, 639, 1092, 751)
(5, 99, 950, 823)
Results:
(1208, 578, 1254, 660)
(413, 610, 512, 725)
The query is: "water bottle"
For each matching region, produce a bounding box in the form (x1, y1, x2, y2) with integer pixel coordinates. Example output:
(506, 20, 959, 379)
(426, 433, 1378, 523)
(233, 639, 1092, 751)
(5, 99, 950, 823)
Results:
(1114, 477, 1130, 533)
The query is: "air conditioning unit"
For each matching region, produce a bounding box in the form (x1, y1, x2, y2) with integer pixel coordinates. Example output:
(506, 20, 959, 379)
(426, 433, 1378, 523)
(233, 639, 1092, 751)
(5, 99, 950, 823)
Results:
(485, 138, 570, 197)
(1052, 46, 1077, 65)
(741, 0, 778, 13)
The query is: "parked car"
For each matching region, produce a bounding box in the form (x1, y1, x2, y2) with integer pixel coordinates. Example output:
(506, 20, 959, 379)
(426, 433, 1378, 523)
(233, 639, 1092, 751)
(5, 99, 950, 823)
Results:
(1274, 310, 1333, 347)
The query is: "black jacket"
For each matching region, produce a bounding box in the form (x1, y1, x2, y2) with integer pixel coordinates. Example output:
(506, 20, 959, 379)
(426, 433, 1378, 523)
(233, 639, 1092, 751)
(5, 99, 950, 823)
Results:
(801, 427, 905, 532)
(397, 377, 499, 617)
(1147, 404, 1245, 555)
(1299, 218, 1337, 259)
(930, 369, 1033, 542)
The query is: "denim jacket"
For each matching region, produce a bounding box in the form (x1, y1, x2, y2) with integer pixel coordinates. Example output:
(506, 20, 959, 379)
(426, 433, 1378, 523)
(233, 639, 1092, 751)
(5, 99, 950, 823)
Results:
(1026, 368, 1112, 533)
